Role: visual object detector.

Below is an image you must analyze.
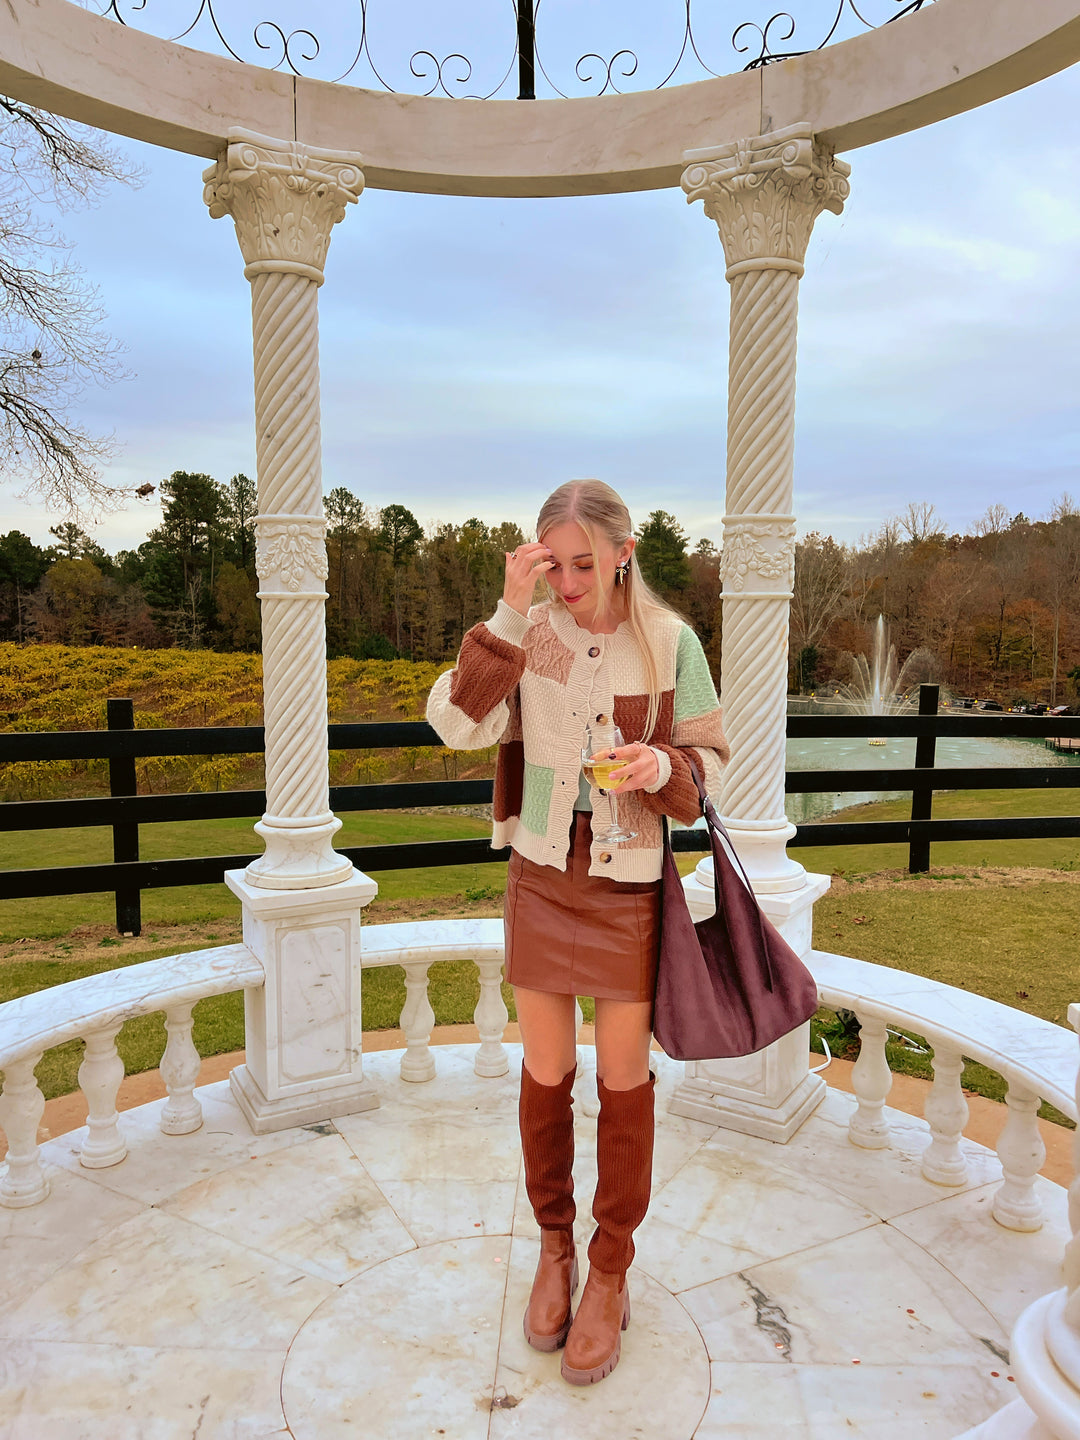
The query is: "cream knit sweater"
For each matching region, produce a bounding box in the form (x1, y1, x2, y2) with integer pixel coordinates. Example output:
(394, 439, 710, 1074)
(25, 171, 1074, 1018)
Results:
(426, 599, 729, 882)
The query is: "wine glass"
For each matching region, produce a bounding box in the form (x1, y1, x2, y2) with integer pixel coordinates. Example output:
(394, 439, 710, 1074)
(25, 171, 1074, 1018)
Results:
(582, 723, 637, 844)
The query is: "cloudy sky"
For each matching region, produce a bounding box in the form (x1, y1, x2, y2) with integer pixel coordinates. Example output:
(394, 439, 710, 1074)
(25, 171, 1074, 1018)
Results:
(3, 2, 1079, 554)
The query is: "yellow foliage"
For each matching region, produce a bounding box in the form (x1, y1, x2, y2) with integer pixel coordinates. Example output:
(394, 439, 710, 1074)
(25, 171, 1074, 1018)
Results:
(0, 643, 478, 801)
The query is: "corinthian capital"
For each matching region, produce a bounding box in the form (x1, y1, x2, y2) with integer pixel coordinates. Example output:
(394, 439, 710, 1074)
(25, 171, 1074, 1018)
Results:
(682, 123, 850, 277)
(203, 128, 365, 284)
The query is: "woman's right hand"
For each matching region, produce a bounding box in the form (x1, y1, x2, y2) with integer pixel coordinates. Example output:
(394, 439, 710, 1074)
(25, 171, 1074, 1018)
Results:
(503, 542, 554, 616)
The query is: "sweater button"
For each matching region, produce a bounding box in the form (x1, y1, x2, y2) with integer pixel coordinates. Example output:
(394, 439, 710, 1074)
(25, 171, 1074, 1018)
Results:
(595, 713, 609, 725)
(588, 645, 600, 657)
(599, 852, 612, 864)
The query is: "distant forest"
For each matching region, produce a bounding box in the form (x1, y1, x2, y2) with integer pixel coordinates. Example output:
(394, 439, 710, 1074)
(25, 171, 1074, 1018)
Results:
(1, 474, 1079, 706)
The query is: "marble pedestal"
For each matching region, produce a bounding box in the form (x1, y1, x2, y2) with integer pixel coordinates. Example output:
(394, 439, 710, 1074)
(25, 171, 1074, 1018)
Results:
(668, 861, 830, 1142)
(225, 868, 380, 1134)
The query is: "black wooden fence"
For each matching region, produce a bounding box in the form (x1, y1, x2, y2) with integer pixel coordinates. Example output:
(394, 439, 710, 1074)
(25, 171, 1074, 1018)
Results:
(2, 686, 1079, 935)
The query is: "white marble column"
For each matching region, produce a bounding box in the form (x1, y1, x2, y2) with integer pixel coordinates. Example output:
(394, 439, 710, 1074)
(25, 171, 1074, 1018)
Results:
(957, 1004, 1080, 1439)
(683, 122, 850, 894)
(669, 124, 848, 1141)
(204, 129, 363, 891)
(205, 131, 379, 1132)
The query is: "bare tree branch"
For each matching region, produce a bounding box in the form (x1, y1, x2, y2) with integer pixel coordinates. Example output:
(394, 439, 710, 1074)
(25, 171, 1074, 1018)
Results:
(0, 98, 141, 518)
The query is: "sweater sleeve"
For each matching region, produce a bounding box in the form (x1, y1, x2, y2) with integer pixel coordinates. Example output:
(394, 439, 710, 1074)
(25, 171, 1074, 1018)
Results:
(425, 600, 531, 751)
(639, 624, 729, 826)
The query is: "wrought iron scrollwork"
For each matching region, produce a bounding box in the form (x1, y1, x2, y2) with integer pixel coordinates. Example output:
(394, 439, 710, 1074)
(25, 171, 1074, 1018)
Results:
(89, 0, 936, 97)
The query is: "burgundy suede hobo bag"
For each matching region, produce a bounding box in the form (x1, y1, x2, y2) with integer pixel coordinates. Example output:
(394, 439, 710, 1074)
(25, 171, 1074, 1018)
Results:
(653, 767, 820, 1062)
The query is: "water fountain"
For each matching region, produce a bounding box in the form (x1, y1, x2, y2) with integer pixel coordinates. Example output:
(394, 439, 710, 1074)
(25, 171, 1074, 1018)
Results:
(834, 616, 937, 742)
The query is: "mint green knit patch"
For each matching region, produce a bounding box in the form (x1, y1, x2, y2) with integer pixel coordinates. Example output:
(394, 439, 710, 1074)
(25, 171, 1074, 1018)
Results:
(674, 625, 719, 724)
(520, 761, 555, 835)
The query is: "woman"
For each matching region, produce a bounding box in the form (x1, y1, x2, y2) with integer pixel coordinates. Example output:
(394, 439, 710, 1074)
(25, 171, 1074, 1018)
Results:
(426, 479, 728, 1385)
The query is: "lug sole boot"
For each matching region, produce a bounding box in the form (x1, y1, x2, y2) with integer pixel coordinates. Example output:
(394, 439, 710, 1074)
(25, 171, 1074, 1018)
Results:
(519, 1063, 578, 1351)
(561, 1071, 655, 1385)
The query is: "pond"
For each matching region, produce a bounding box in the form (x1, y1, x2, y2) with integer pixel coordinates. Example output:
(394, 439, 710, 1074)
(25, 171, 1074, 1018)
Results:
(784, 732, 1080, 825)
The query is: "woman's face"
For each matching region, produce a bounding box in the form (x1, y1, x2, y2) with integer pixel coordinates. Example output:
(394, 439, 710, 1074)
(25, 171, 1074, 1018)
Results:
(539, 520, 633, 628)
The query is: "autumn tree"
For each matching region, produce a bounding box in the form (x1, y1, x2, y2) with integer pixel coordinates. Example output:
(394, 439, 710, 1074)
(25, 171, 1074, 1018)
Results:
(376, 503, 423, 651)
(635, 510, 690, 596)
(791, 533, 847, 690)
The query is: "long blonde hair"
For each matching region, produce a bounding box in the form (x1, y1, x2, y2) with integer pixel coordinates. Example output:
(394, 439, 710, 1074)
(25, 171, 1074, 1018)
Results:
(535, 479, 678, 742)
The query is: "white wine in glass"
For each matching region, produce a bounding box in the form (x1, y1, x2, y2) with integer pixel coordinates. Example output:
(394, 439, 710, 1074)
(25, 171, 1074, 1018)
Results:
(582, 723, 637, 844)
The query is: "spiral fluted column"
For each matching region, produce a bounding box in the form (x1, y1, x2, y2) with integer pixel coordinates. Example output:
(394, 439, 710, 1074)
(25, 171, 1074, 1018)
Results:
(683, 123, 850, 892)
(204, 129, 364, 889)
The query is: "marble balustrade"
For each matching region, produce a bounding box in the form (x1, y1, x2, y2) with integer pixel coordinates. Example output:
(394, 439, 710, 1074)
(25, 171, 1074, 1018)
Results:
(0, 923, 1075, 1237)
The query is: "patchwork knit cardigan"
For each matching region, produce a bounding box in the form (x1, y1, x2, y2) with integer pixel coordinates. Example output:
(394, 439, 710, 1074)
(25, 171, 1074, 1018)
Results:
(426, 599, 729, 882)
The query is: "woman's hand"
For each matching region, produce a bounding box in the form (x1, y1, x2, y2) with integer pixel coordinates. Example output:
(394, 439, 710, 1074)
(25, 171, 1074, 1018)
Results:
(589, 742, 660, 793)
(503, 542, 554, 616)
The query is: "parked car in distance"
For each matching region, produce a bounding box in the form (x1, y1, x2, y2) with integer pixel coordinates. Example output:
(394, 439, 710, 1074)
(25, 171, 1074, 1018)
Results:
(976, 699, 1004, 711)
(1048, 704, 1070, 717)
(955, 697, 976, 710)
(1028, 703, 1049, 715)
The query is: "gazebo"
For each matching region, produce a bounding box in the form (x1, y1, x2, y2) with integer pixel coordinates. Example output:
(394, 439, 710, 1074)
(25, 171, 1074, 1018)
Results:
(0, 2, 1078, 1434)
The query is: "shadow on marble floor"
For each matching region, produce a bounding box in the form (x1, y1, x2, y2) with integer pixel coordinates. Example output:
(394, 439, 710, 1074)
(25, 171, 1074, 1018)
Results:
(0, 1046, 1067, 1439)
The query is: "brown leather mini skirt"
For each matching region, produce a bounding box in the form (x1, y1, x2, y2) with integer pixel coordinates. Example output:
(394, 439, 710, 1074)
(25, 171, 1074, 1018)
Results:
(503, 812, 661, 1003)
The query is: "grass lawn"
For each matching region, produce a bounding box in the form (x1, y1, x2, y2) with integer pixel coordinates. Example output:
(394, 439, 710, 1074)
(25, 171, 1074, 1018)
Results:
(1, 796, 1076, 1127)
(0, 810, 501, 940)
(793, 785, 1080, 875)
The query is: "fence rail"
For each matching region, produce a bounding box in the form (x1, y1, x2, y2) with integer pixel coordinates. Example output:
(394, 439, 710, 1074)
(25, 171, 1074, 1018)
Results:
(2, 688, 1079, 934)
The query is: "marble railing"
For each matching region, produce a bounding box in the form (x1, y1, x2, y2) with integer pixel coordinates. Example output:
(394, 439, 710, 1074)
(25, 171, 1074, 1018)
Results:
(1, 920, 1075, 1236)
(810, 948, 1078, 1233)
(360, 920, 509, 1083)
(0, 921, 509, 1211)
(0, 944, 263, 1209)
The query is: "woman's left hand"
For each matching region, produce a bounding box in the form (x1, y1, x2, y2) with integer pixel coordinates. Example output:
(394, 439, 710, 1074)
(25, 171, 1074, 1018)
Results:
(591, 742, 660, 793)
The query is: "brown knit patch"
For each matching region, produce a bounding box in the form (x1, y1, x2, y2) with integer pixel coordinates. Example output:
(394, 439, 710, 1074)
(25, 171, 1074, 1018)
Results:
(524, 621, 574, 685)
(613, 690, 675, 747)
(606, 790, 659, 851)
(672, 711, 730, 766)
(449, 625, 527, 724)
(494, 739, 525, 823)
(503, 686, 523, 743)
(638, 743, 704, 826)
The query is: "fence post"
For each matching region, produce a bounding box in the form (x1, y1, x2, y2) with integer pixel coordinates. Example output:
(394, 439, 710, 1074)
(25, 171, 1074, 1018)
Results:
(107, 698, 141, 936)
(909, 683, 939, 874)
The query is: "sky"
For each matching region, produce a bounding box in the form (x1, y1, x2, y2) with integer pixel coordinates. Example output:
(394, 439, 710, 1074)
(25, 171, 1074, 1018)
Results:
(3, 3, 1080, 554)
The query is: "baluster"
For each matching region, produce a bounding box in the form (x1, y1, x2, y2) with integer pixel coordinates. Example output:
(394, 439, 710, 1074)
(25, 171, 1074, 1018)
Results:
(160, 1003, 203, 1135)
(921, 1043, 969, 1185)
(848, 1011, 892, 1149)
(992, 1080, 1044, 1232)
(473, 957, 509, 1078)
(78, 1022, 127, 1169)
(0, 1052, 49, 1208)
(399, 962, 436, 1083)
(1051, 1002, 1080, 1380)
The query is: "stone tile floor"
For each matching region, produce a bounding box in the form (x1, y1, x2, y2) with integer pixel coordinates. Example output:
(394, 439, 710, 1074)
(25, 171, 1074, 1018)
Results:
(0, 1045, 1069, 1439)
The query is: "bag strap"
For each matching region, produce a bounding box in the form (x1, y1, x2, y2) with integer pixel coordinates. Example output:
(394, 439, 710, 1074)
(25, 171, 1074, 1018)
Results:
(684, 754, 777, 992)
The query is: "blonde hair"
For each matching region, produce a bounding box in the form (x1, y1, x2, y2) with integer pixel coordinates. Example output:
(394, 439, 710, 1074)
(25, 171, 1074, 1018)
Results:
(535, 479, 679, 742)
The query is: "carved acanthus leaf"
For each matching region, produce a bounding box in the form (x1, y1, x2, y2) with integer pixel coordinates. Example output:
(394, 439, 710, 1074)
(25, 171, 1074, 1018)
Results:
(682, 123, 850, 271)
(203, 128, 365, 280)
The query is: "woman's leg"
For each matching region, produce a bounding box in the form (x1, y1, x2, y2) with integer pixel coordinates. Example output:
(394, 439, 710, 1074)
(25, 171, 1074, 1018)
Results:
(593, 997, 653, 1091)
(563, 996, 656, 1386)
(514, 986, 578, 1084)
(514, 986, 581, 1351)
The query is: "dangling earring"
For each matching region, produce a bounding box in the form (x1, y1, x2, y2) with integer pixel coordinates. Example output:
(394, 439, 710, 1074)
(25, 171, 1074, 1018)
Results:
(615, 560, 629, 587)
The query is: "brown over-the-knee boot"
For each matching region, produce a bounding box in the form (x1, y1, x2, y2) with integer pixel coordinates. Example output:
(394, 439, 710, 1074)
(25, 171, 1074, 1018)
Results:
(561, 1071, 655, 1385)
(519, 1063, 579, 1351)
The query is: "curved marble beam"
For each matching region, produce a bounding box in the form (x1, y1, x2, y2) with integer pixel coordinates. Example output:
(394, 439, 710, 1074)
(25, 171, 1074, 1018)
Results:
(0, 0, 1077, 194)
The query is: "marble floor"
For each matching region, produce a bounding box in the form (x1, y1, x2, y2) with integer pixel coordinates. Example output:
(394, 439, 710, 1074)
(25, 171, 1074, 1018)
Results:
(0, 1045, 1070, 1439)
